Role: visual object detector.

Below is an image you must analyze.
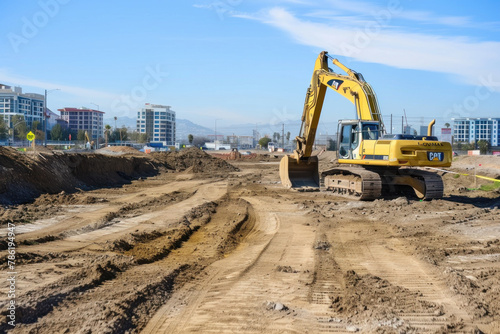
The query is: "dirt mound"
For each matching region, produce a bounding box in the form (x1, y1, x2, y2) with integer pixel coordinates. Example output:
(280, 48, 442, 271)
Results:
(0, 147, 159, 205)
(97, 146, 143, 156)
(152, 147, 239, 173)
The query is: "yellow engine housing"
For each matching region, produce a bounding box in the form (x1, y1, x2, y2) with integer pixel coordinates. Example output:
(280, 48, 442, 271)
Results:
(339, 139, 452, 167)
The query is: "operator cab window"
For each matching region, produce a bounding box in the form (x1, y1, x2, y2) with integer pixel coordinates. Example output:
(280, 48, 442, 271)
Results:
(351, 124, 359, 150)
(339, 124, 352, 158)
(362, 124, 379, 140)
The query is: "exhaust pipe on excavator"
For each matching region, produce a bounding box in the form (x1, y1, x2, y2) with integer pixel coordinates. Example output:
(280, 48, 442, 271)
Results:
(279, 155, 320, 188)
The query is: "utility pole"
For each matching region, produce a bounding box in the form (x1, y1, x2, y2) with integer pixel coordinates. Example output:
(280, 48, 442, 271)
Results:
(44, 89, 47, 146)
(401, 116, 404, 134)
(281, 123, 284, 150)
(43, 88, 60, 146)
(390, 114, 393, 134)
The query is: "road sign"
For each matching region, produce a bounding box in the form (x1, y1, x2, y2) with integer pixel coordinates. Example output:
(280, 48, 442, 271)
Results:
(27, 131, 35, 141)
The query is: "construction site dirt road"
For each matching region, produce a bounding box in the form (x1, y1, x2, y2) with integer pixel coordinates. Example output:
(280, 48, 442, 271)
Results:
(1, 147, 499, 333)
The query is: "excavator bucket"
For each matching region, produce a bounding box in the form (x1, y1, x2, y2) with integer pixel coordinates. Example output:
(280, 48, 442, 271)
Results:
(279, 155, 320, 188)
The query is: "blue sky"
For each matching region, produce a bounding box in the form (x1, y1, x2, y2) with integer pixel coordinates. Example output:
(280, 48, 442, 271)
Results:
(1, 0, 500, 136)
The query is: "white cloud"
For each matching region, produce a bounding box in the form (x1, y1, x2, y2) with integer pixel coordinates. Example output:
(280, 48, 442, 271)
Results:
(239, 7, 500, 92)
(326, 0, 472, 28)
(0, 69, 117, 100)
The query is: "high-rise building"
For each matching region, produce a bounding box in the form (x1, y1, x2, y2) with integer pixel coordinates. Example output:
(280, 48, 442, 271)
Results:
(452, 117, 500, 146)
(137, 104, 176, 146)
(0, 84, 44, 129)
(58, 107, 104, 141)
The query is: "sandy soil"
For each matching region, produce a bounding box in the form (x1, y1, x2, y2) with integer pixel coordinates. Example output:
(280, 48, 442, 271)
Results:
(0, 149, 499, 333)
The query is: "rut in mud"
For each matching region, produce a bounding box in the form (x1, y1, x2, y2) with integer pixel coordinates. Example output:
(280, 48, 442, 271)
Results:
(1, 192, 255, 333)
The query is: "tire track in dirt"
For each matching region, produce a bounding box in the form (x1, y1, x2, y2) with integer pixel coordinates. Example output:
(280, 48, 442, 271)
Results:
(4, 195, 254, 333)
(142, 196, 283, 333)
(328, 218, 473, 332)
(13, 180, 225, 254)
(8, 179, 205, 242)
(142, 196, 342, 334)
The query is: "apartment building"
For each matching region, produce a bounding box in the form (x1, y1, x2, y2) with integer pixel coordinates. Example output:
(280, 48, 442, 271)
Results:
(0, 84, 44, 129)
(58, 107, 104, 141)
(137, 104, 176, 146)
(452, 117, 500, 146)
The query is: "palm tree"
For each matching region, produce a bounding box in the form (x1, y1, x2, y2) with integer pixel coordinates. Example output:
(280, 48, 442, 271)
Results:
(105, 124, 111, 147)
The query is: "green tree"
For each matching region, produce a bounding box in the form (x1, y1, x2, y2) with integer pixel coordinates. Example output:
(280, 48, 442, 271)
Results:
(0, 118, 8, 140)
(444, 123, 450, 128)
(188, 134, 194, 144)
(129, 131, 139, 141)
(50, 124, 63, 141)
(477, 140, 490, 155)
(104, 124, 112, 146)
(258, 137, 272, 148)
(119, 127, 128, 142)
(462, 141, 475, 151)
(32, 120, 45, 141)
(286, 131, 291, 143)
(11, 115, 27, 140)
(192, 136, 209, 148)
(77, 130, 86, 142)
(110, 127, 128, 143)
(139, 133, 148, 143)
(453, 141, 463, 152)
(327, 138, 336, 151)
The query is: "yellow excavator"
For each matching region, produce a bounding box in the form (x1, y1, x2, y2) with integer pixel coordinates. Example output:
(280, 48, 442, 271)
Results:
(280, 51, 452, 200)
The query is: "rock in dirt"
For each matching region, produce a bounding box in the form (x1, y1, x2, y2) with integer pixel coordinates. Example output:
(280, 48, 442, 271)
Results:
(265, 301, 289, 312)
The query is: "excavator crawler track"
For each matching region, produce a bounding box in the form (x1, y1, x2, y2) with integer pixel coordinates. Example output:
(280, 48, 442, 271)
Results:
(322, 167, 444, 200)
(322, 167, 382, 201)
(396, 168, 444, 200)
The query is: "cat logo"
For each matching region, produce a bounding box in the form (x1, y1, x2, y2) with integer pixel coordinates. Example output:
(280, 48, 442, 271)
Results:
(327, 79, 343, 90)
(427, 152, 443, 161)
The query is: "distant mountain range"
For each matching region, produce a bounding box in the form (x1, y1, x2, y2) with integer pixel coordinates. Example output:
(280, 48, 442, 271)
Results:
(103, 116, 303, 143)
(104, 117, 215, 142)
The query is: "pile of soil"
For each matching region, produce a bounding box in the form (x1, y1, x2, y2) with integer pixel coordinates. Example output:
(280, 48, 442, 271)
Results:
(210, 152, 281, 162)
(0, 147, 158, 205)
(152, 147, 239, 173)
(97, 146, 144, 156)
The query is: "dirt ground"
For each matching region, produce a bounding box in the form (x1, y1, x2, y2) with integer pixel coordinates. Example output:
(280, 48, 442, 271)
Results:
(1, 147, 500, 333)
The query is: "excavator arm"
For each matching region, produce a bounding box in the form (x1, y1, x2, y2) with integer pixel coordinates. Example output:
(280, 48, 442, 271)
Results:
(295, 51, 384, 159)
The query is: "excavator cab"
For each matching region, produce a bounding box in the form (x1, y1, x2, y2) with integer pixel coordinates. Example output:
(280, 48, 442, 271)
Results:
(337, 120, 381, 160)
(280, 120, 382, 189)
